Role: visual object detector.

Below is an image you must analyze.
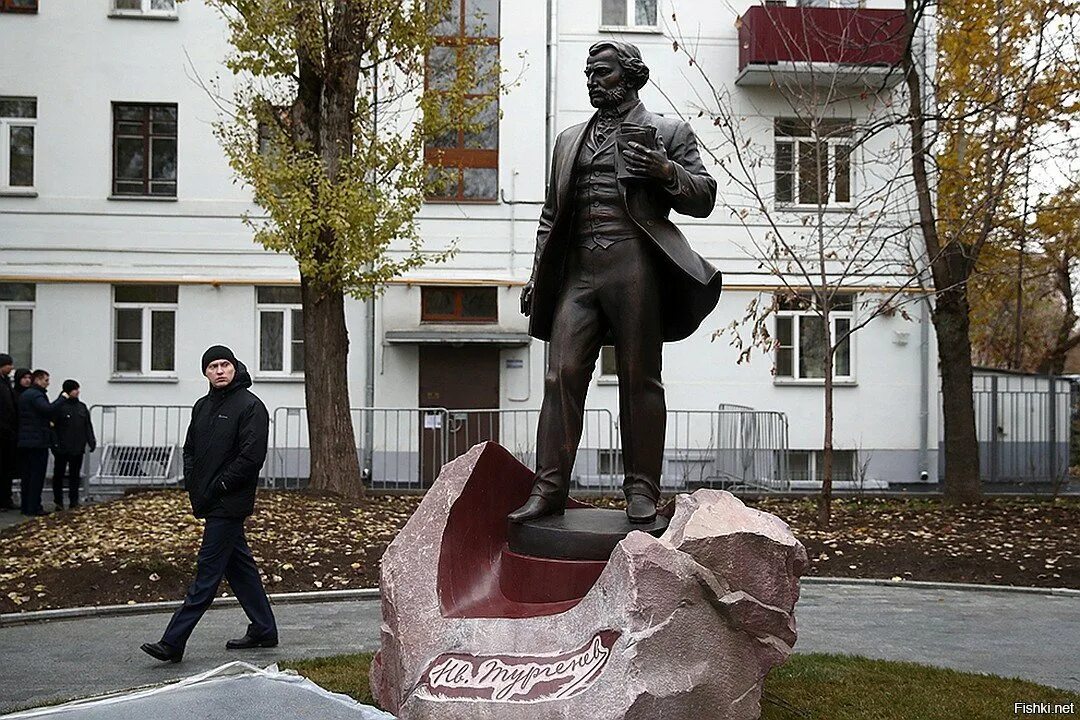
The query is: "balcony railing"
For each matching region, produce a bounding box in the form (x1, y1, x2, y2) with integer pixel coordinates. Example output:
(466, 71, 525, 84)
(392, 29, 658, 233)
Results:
(736, 4, 907, 87)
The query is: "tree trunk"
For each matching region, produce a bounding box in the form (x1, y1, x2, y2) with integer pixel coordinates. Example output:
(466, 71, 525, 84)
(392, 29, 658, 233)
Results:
(302, 275, 364, 498)
(933, 278, 982, 503)
(903, 0, 982, 503)
(290, 5, 366, 498)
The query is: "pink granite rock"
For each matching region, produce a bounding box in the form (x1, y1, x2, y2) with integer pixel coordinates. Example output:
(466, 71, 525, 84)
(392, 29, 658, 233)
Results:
(371, 443, 805, 720)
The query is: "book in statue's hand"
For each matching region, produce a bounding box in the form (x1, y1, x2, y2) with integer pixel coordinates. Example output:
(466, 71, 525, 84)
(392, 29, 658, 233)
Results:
(616, 123, 658, 180)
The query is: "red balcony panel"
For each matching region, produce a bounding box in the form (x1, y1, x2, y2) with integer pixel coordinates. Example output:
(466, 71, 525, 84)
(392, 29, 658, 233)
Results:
(738, 5, 907, 72)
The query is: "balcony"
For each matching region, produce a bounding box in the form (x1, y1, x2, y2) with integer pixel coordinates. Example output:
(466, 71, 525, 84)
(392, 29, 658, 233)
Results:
(736, 4, 907, 88)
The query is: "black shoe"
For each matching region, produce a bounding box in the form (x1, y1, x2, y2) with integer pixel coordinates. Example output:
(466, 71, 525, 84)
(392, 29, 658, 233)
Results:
(226, 633, 279, 650)
(508, 495, 565, 523)
(141, 641, 183, 663)
(626, 495, 657, 524)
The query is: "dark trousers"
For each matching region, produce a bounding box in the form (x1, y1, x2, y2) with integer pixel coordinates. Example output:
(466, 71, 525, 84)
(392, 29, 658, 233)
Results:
(52, 452, 84, 508)
(534, 238, 666, 503)
(0, 431, 15, 508)
(161, 516, 277, 651)
(18, 447, 48, 515)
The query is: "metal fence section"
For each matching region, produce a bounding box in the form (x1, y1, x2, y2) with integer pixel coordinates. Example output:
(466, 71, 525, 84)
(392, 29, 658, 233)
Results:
(940, 374, 1072, 485)
(267, 407, 622, 492)
(266, 405, 789, 492)
(86, 403, 792, 494)
(665, 406, 791, 492)
(87, 405, 191, 493)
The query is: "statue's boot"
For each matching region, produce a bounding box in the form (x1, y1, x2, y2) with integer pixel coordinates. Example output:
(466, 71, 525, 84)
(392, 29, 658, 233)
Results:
(508, 494, 565, 523)
(626, 494, 657, 524)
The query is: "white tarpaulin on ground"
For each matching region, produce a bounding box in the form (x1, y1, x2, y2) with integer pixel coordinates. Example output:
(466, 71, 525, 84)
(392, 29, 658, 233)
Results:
(1, 661, 395, 720)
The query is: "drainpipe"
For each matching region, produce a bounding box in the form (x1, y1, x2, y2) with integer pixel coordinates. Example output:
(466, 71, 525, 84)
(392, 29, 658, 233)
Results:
(919, 291, 930, 481)
(546, 0, 557, 186)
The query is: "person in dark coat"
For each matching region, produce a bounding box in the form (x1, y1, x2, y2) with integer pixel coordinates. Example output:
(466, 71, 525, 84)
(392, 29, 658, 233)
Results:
(510, 41, 721, 525)
(141, 345, 277, 663)
(0, 354, 16, 510)
(13, 368, 32, 399)
(51, 380, 96, 510)
(17, 370, 65, 516)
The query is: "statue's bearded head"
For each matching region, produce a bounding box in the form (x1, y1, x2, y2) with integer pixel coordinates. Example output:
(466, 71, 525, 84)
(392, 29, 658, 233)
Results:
(585, 41, 650, 110)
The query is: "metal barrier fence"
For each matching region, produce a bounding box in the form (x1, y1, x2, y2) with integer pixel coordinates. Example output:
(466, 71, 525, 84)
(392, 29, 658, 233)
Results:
(87, 405, 192, 494)
(87, 404, 791, 494)
(939, 375, 1072, 484)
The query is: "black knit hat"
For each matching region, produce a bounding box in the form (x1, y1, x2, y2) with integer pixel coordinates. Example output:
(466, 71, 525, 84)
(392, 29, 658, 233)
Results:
(201, 345, 238, 372)
(62, 379, 80, 394)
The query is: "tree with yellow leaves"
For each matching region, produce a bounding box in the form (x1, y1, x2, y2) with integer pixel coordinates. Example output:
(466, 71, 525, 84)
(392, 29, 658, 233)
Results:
(903, 0, 1079, 502)
(203, 0, 498, 497)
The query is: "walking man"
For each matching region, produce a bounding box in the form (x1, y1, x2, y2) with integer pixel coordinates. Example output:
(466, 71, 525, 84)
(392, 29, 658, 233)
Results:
(17, 370, 65, 516)
(51, 380, 96, 510)
(510, 41, 721, 525)
(141, 346, 278, 663)
(0, 354, 16, 510)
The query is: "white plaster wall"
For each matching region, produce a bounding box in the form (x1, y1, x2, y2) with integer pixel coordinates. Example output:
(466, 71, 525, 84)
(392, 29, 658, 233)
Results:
(0, 0, 935, 482)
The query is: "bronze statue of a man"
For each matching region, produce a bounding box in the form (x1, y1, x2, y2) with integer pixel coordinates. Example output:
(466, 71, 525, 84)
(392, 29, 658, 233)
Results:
(510, 41, 722, 525)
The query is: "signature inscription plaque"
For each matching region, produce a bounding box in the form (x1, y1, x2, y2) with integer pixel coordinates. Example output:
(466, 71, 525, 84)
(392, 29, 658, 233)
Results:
(414, 630, 620, 704)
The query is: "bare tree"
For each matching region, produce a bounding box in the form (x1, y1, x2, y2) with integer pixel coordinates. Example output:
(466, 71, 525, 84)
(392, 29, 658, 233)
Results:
(666, 3, 936, 526)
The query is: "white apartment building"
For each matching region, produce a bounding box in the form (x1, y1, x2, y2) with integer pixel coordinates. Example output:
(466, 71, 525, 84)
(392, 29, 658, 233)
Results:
(0, 0, 939, 488)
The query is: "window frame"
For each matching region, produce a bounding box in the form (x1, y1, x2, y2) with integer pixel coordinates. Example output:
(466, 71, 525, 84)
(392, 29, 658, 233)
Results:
(111, 102, 178, 198)
(0, 97, 37, 194)
(111, 285, 178, 378)
(789, 449, 857, 483)
(420, 286, 498, 324)
(424, 0, 500, 203)
(255, 286, 304, 378)
(0, 283, 35, 368)
(774, 293, 855, 383)
(0, 0, 39, 14)
(599, 0, 660, 30)
(774, 118, 855, 209)
(598, 345, 618, 384)
(109, 0, 178, 18)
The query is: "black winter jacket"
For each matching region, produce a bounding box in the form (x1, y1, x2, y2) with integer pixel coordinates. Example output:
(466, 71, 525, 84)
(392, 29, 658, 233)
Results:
(17, 387, 64, 449)
(52, 397, 97, 455)
(0, 374, 15, 435)
(183, 363, 268, 519)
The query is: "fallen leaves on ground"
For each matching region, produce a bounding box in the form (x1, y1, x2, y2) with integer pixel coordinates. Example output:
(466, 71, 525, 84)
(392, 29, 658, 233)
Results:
(0, 492, 1076, 613)
(0, 490, 421, 613)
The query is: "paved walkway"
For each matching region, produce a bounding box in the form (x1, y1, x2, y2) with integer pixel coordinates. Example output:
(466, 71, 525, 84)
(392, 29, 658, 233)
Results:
(0, 583, 1076, 713)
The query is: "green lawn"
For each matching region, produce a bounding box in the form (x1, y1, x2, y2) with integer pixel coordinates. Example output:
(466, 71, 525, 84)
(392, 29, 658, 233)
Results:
(282, 652, 1080, 720)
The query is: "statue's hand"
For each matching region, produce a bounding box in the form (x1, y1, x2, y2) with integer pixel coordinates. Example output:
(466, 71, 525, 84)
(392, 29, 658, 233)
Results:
(520, 280, 534, 317)
(622, 136, 675, 183)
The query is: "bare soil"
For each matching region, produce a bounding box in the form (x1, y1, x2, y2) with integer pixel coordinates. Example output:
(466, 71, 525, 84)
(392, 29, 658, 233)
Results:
(0, 491, 1075, 613)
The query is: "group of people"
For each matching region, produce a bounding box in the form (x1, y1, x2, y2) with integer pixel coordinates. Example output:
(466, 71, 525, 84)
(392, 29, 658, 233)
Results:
(0, 354, 97, 516)
(3, 345, 279, 661)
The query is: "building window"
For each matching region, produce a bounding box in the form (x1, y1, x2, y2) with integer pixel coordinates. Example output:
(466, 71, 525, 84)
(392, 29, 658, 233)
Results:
(789, 449, 855, 482)
(775, 119, 853, 207)
(601, 0, 658, 28)
(0, 283, 34, 367)
(112, 103, 177, 197)
(421, 286, 497, 323)
(256, 286, 304, 375)
(110, 0, 177, 16)
(796, 1, 863, 7)
(425, 0, 499, 202)
(774, 292, 853, 380)
(112, 284, 177, 375)
(599, 345, 618, 381)
(0, 97, 36, 192)
(0, 0, 38, 13)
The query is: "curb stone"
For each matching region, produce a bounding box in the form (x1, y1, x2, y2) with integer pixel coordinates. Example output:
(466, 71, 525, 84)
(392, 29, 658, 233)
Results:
(802, 576, 1080, 597)
(0, 588, 380, 627)
(2, 578, 1076, 627)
